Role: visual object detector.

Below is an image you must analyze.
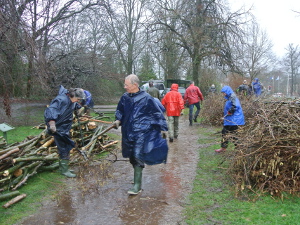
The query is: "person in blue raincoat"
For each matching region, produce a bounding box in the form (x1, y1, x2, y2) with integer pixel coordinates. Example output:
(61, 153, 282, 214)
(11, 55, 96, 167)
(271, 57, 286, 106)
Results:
(252, 78, 262, 97)
(215, 86, 245, 153)
(44, 85, 85, 177)
(113, 74, 168, 195)
(79, 89, 94, 115)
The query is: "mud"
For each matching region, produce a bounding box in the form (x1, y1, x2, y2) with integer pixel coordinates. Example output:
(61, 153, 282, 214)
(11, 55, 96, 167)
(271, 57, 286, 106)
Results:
(17, 116, 206, 225)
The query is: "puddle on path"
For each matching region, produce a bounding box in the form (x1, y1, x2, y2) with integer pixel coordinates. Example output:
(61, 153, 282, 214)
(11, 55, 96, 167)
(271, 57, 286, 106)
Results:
(19, 116, 206, 225)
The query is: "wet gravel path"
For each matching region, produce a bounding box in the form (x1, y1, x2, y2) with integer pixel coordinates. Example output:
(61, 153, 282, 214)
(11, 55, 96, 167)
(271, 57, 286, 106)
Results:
(17, 115, 210, 225)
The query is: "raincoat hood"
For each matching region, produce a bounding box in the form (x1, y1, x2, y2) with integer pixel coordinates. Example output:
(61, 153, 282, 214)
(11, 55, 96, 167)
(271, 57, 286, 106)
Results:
(221, 86, 234, 100)
(254, 78, 259, 82)
(170, 83, 179, 91)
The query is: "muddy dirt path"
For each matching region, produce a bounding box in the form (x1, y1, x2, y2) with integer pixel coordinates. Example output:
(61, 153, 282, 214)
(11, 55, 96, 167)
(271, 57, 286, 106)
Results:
(19, 116, 205, 225)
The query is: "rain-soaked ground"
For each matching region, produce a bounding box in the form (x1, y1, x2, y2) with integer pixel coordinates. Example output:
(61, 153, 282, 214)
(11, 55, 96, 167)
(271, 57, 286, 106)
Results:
(17, 116, 207, 225)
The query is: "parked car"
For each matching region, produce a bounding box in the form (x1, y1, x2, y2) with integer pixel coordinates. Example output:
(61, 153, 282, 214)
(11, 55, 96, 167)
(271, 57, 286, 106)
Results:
(272, 92, 284, 98)
(178, 87, 186, 99)
(160, 88, 170, 99)
(140, 80, 165, 95)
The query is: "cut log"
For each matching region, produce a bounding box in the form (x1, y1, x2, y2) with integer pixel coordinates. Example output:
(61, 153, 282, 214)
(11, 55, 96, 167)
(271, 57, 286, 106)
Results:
(2, 162, 26, 177)
(102, 141, 118, 149)
(13, 156, 58, 163)
(0, 191, 20, 201)
(2, 193, 27, 208)
(0, 148, 19, 160)
(13, 169, 23, 177)
(41, 137, 54, 148)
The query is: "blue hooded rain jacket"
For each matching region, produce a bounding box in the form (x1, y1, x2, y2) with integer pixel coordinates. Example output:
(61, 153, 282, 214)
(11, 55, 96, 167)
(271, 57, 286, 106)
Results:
(221, 86, 245, 126)
(115, 90, 168, 165)
(44, 85, 81, 159)
(252, 78, 262, 96)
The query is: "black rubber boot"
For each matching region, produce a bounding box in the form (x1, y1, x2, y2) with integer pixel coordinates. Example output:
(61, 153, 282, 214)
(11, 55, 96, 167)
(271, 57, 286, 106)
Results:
(189, 119, 193, 126)
(193, 116, 197, 122)
(60, 159, 76, 178)
(128, 166, 143, 195)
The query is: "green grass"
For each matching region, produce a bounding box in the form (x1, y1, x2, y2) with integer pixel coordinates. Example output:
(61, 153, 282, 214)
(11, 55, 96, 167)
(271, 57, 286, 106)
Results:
(4, 126, 43, 144)
(184, 127, 300, 225)
(0, 172, 64, 225)
(0, 125, 64, 224)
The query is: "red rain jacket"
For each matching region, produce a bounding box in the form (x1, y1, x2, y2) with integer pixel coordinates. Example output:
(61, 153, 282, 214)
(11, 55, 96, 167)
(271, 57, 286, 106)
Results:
(184, 83, 204, 105)
(161, 84, 184, 116)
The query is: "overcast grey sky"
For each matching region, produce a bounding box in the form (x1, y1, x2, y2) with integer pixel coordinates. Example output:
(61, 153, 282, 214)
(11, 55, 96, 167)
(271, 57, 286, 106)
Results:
(228, 0, 300, 58)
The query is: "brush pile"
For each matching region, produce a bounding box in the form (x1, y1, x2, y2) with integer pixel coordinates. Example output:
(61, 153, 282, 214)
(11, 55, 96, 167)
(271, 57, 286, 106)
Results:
(0, 114, 119, 207)
(227, 100, 300, 198)
(201, 93, 257, 126)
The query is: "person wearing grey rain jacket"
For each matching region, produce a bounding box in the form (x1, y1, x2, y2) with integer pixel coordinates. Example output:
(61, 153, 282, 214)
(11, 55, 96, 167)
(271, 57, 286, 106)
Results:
(113, 74, 168, 195)
(44, 85, 85, 177)
(215, 86, 245, 153)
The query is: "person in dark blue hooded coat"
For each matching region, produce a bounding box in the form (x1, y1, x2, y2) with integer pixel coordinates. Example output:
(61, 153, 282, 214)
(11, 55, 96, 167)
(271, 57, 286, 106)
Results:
(215, 86, 245, 153)
(252, 78, 262, 97)
(44, 85, 85, 177)
(113, 74, 168, 195)
(79, 89, 94, 115)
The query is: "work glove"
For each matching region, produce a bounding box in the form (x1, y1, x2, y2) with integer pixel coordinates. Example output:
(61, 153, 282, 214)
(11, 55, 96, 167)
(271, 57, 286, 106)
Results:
(113, 120, 121, 129)
(75, 108, 84, 117)
(48, 120, 56, 133)
(161, 131, 168, 139)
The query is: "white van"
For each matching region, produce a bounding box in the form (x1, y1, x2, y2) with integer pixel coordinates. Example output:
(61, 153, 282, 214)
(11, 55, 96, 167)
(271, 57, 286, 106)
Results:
(140, 80, 165, 95)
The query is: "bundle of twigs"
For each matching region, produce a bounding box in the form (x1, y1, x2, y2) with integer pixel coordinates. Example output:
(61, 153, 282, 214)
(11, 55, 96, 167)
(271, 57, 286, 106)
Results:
(201, 93, 257, 126)
(0, 114, 118, 207)
(227, 100, 300, 198)
(201, 93, 224, 126)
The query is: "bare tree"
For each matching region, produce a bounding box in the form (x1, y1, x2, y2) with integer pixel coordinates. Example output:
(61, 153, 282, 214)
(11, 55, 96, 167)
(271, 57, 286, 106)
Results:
(283, 44, 300, 96)
(150, 0, 248, 86)
(233, 20, 274, 81)
(0, 0, 104, 98)
(105, 0, 149, 75)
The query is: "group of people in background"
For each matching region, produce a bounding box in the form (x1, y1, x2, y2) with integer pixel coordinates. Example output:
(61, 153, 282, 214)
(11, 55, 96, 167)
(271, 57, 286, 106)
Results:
(208, 78, 263, 98)
(43, 75, 261, 196)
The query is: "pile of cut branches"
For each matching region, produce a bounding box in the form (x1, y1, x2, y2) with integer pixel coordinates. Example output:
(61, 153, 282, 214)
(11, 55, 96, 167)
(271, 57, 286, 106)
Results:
(227, 100, 300, 198)
(201, 93, 257, 126)
(0, 114, 118, 207)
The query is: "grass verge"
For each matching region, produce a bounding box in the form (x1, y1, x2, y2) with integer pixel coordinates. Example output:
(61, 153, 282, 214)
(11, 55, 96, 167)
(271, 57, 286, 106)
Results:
(0, 171, 65, 225)
(184, 126, 300, 225)
(0, 126, 64, 224)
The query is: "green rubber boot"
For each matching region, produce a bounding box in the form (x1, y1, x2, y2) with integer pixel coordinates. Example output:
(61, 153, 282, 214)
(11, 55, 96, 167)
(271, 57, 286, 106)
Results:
(60, 159, 76, 178)
(128, 166, 143, 195)
(58, 161, 74, 173)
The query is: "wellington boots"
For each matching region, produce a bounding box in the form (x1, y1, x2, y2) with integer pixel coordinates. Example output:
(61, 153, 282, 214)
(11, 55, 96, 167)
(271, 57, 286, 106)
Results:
(189, 119, 193, 126)
(58, 161, 74, 173)
(60, 159, 76, 178)
(128, 166, 143, 195)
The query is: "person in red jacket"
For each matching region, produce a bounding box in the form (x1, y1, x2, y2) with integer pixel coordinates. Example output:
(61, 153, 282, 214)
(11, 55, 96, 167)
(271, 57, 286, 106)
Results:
(184, 81, 204, 126)
(161, 83, 185, 142)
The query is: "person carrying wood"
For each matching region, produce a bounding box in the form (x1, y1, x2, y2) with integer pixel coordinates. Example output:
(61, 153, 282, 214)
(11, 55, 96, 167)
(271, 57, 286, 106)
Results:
(77, 89, 94, 116)
(44, 85, 85, 178)
(113, 74, 168, 195)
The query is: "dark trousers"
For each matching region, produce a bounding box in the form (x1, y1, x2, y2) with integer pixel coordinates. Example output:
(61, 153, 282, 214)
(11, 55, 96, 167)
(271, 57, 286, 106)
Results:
(189, 102, 200, 121)
(221, 125, 238, 148)
(53, 133, 75, 160)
